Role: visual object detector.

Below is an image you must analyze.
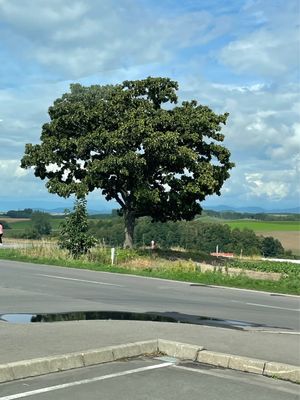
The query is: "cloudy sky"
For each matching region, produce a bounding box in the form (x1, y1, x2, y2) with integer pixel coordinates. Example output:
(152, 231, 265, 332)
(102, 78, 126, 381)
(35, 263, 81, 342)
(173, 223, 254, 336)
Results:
(0, 0, 299, 212)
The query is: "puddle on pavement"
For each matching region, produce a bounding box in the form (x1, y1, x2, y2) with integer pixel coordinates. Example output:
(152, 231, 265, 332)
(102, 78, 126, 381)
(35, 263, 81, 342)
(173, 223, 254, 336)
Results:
(0, 310, 273, 330)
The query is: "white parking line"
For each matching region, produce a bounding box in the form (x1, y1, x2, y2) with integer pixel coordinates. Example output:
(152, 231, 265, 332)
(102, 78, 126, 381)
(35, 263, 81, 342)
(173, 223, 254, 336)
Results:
(37, 274, 123, 287)
(0, 362, 173, 400)
(173, 365, 299, 396)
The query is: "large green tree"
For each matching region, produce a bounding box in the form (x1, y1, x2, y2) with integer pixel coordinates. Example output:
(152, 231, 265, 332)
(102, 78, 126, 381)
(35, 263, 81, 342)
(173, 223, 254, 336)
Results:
(21, 77, 234, 248)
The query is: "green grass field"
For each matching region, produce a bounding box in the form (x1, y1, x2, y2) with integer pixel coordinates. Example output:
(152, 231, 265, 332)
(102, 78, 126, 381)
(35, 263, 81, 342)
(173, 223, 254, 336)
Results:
(224, 220, 300, 231)
(3, 218, 64, 237)
(8, 220, 62, 229)
(4, 216, 299, 233)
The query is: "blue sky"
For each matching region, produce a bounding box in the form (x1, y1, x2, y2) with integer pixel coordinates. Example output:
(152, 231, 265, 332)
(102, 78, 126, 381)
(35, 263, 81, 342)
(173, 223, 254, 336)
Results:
(0, 0, 299, 212)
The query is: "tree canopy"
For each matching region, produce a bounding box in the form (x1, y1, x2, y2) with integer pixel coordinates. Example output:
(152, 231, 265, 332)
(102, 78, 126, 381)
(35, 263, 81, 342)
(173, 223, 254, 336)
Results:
(89, 216, 284, 257)
(21, 77, 234, 247)
(261, 236, 284, 257)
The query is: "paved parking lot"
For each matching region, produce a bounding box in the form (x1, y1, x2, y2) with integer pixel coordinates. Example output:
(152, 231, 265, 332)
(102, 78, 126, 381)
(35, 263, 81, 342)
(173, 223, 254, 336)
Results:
(0, 357, 299, 400)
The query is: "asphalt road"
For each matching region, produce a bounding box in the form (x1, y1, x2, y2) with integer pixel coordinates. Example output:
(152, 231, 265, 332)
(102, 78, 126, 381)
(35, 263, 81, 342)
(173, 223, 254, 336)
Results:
(0, 259, 299, 331)
(1, 358, 299, 400)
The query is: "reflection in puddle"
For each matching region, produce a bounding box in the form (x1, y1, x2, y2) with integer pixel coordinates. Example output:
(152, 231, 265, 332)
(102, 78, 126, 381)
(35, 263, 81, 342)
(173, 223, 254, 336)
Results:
(0, 310, 270, 330)
(1, 314, 34, 324)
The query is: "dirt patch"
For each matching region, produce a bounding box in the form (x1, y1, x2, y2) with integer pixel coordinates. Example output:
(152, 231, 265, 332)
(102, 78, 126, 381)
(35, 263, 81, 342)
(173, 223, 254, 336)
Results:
(0, 218, 30, 223)
(257, 231, 300, 255)
(198, 264, 282, 281)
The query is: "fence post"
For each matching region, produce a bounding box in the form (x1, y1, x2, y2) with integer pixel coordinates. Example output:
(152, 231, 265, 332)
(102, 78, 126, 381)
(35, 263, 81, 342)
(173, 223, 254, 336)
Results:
(111, 247, 115, 265)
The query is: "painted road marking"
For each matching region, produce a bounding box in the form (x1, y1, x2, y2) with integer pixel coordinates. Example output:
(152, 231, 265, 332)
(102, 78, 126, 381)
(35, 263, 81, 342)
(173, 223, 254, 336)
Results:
(0, 362, 174, 400)
(37, 274, 124, 287)
(231, 300, 299, 312)
(245, 303, 299, 312)
(258, 330, 300, 335)
(173, 365, 299, 396)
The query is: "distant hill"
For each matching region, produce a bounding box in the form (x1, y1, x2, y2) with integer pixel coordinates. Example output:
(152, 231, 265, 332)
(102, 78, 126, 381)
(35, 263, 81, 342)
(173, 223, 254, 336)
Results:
(34, 208, 109, 215)
(33, 208, 65, 214)
(25, 204, 300, 215)
(205, 205, 300, 214)
(269, 207, 300, 214)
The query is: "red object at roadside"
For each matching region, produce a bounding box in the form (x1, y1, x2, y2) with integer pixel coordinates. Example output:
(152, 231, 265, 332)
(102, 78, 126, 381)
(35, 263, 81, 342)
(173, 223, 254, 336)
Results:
(210, 252, 234, 258)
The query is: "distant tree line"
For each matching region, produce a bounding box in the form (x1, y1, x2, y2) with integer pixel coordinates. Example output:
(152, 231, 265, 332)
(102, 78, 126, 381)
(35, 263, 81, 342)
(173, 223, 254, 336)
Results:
(5, 208, 33, 218)
(89, 216, 285, 257)
(204, 210, 300, 221)
(3, 208, 288, 257)
(4, 207, 299, 222)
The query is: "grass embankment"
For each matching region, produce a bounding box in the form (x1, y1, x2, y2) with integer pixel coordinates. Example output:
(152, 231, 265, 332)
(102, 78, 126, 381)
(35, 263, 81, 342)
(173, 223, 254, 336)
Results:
(0, 244, 299, 295)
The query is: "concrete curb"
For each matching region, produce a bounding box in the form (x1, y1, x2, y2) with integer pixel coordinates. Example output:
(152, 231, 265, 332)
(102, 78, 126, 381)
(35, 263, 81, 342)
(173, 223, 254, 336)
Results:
(158, 339, 204, 361)
(157, 340, 300, 383)
(0, 340, 159, 384)
(0, 339, 299, 384)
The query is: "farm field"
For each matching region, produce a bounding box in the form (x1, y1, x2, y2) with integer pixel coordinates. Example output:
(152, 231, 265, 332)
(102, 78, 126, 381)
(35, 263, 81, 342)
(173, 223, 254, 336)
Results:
(259, 231, 300, 256)
(2, 216, 299, 254)
(224, 220, 300, 231)
(0, 217, 30, 223)
(224, 220, 300, 255)
(0, 218, 64, 238)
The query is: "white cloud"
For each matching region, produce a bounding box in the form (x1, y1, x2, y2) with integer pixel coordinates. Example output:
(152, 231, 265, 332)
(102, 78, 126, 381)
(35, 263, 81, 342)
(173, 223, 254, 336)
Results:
(0, 82, 69, 158)
(220, 3, 299, 79)
(0, 0, 89, 29)
(181, 72, 300, 207)
(0, 159, 29, 179)
(244, 169, 299, 201)
(211, 83, 265, 93)
(0, 0, 232, 81)
(182, 77, 300, 160)
(269, 123, 300, 166)
(0, 0, 299, 210)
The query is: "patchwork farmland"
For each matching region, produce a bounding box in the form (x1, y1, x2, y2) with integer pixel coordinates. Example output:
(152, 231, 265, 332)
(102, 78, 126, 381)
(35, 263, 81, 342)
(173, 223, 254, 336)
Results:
(1, 215, 300, 255)
(224, 220, 300, 255)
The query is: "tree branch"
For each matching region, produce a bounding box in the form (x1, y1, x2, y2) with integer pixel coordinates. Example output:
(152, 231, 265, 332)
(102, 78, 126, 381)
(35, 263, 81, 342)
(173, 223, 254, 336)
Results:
(115, 193, 125, 208)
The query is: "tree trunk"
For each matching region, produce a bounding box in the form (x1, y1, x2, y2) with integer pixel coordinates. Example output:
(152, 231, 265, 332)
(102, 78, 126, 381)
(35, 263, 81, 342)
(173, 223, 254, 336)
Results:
(123, 210, 135, 249)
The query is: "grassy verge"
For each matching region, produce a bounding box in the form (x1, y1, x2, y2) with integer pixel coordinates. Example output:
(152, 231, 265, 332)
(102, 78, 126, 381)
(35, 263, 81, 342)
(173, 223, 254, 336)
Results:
(0, 245, 299, 295)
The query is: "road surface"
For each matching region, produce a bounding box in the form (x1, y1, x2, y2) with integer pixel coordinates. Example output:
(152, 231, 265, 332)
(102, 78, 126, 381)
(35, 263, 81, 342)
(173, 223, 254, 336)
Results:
(0, 259, 299, 331)
(1, 358, 299, 400)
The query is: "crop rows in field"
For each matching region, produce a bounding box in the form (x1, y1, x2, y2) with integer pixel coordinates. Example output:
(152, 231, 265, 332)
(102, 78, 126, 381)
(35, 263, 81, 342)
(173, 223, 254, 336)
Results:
(225, 258, 299, 275)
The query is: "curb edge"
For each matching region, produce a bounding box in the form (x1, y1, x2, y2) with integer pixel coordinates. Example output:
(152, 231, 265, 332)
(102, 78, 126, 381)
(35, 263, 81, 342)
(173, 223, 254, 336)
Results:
(0, 339, 299, 385)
